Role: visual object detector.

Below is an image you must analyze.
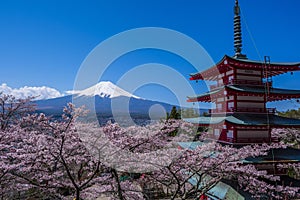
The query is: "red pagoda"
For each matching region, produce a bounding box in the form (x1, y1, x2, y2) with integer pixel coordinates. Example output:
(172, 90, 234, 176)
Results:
(187, 0, 300, 145)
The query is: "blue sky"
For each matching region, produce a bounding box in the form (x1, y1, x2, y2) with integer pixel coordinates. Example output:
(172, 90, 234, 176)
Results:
(1, 0, 300, 109)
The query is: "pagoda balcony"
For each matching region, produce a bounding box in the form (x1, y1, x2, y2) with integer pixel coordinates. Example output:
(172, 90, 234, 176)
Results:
(209, 107, 276, 114)
(205, 134, 277, 144)
(233, 137, 276, 144)
(209, 79, 272, 90)
(209, 84, 221, 90)
(229, 107, 276, 114)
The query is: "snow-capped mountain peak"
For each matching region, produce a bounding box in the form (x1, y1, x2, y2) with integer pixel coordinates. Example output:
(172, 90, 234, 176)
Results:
(68, 81, 140, 99)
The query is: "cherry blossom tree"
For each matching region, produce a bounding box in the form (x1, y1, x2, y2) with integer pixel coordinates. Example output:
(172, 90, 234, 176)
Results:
(131, 139, 299, 199)
(0, 93, 34, 131)
(85, 122, 299, 199)
(272, 128, 300, 148)
(2, 103, 147, 199)
(5, 104, 112, 199)
(75, 118, 195, 199)
(272, 128, 300, 186)
(0, 93, 36, 199)
(1, 93, 300, 199)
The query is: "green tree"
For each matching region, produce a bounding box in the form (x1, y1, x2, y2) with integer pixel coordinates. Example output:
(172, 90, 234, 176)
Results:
(278, 108, 300, 119)
(181, 108, 199, 118)
(166, 106, 180, 120)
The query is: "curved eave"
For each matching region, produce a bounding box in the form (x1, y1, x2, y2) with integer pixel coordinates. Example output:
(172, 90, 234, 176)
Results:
(268, 94, 300, 102)
(185, 115, 300, 128)
(187, 97, 211, 103)
(227, 85, 300, 102)
(187, 88, 225, 102)
(190, 55, 300, 80)
(228, 114, 300, 127)
(244, 159, 300, 164)
(226, 121, 300, 128)
(245, 147, 300, 164)
(228, 56, 300, 77)
(226, 91, 300, 102)
(187, 85, 300, 103)
(190, 56, 231, 81)
(231, 55, 300, 67)
(184, 117, 226, 126)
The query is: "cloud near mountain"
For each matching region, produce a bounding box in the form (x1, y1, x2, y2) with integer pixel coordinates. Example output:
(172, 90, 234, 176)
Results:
(0, 83, 63, 100)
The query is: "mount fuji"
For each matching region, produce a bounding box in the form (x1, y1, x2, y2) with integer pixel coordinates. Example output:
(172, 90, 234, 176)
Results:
(67, 81, 141, 99)
(35, 81, 178, 124)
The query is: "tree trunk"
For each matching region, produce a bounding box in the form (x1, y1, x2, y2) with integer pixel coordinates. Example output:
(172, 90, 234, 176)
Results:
(76, 189, 80, 200)
(112, 169, 124, 200)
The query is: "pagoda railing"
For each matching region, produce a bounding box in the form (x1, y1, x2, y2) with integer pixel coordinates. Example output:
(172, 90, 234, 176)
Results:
(209, 79, 272, 90)
(229, 79, 261, 85)
(209, 107, 276, 114)
(229, 107, 276, 113)
(234, 137, 276, 144)
(205, 135, 277, 144)
(209, 84, 220, 90)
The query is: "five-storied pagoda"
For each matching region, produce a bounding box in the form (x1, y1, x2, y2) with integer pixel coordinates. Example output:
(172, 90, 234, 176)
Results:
(187, 0, 300, 145)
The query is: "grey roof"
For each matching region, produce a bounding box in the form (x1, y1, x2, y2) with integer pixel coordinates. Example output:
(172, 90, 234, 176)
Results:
(245, 147, 300, 163)
(184, 116, 226, 125)
(190, 55, 300, 80)
(187, 87, 222, 99)
(232, 55, 300, 66)
(228, 85, 300, 95)
(184, 114, 300, 126)
(187, 85, 300, 101)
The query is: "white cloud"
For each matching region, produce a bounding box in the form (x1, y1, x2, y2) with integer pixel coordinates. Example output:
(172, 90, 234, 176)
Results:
(65, 90, 78, 95)
(0, 83, 63, 100)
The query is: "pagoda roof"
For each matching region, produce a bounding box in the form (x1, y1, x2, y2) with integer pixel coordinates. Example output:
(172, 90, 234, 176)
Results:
(185, 116, 226, 125)
(190, 55, 300, 80)
(245, 147, 300, 163)
(185, 113, 300, 127)
(187, 87, 225, 102)
(187, 85, 300, 102)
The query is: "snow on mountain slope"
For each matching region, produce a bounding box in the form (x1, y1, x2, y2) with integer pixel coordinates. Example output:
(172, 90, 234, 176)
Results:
(67, 81, 140, 99)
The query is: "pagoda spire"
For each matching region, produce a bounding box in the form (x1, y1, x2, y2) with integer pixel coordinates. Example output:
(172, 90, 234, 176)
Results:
(233, 0, 247, 59)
